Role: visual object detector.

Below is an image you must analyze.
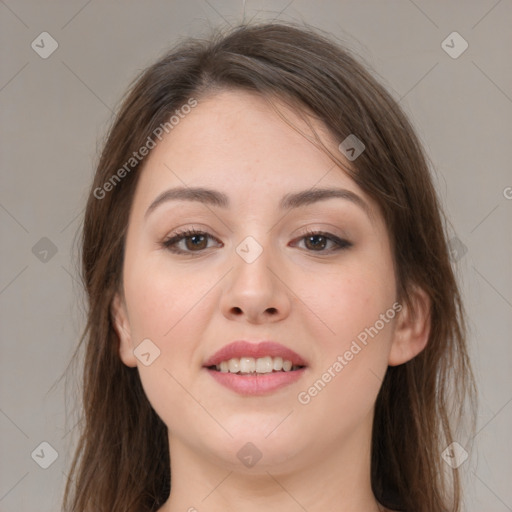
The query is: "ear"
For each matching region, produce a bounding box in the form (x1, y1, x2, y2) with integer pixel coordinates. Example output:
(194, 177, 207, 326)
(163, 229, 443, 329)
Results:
(111, 292, 137, 368)
(388, 285, 431, 366)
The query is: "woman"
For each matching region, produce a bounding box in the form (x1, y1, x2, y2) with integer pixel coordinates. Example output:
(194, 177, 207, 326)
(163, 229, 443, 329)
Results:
(63, 22, 475, 512)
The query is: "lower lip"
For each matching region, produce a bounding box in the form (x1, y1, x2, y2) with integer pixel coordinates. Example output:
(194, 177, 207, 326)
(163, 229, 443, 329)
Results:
(205, 368, 306, 395)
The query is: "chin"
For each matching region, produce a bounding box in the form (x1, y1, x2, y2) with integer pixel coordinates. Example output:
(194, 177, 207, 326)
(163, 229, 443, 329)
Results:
(204, 429, 307, 474)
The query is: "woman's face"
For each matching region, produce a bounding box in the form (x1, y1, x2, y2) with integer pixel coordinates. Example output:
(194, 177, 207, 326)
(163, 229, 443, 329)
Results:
(113, 90, 408, 474)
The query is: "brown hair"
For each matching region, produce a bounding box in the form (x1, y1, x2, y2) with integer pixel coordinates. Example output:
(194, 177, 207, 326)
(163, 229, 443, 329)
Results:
(62, 22, 476, 512)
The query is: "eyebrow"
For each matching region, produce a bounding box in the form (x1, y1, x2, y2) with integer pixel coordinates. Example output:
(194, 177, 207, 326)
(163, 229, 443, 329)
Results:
(144, 186, 372, 220)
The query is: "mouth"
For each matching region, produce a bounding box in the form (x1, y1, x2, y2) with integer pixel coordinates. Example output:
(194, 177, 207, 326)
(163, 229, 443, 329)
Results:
(203, 341, 308, 395)
(206, 356, 306, 375)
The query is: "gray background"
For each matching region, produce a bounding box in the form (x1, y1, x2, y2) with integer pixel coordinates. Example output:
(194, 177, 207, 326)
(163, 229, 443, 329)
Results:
(1, 1, 511, 510)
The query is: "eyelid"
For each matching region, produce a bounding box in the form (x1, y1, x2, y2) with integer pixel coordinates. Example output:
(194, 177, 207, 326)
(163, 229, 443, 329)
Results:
(161, 227, 352, 255)
(161, 228, 222, 254)
(294, 228, 352, 251)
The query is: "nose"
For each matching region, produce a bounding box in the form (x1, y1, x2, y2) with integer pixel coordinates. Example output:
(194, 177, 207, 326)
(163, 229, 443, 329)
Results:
(219, 238, 291, 324)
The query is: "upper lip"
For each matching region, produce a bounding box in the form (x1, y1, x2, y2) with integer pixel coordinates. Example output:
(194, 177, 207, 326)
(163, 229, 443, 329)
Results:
(203, 341, 308, 367)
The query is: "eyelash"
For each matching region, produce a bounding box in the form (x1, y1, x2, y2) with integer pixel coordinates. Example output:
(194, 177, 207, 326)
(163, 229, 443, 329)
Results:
(161, 228, 352, 255)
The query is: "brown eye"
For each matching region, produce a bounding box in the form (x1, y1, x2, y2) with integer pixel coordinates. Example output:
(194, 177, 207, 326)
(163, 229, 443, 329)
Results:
(294, 230, 352, 253)
(183, 233, 208, 251)
(162, 228, 352, 255)
(304, 234, 328, 251)
(162, 229, 221, 254)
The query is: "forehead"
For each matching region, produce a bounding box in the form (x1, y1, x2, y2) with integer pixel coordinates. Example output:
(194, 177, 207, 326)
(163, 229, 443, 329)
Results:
(131, 90, 378, 222)
(153, 90, 336, 172)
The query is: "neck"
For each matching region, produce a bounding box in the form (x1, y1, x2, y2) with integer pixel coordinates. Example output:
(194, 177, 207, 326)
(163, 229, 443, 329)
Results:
(159, 413, 385, 512)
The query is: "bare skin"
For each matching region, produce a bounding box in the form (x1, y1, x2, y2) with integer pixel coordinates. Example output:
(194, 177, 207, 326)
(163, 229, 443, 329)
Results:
(112, 90, 430, 512)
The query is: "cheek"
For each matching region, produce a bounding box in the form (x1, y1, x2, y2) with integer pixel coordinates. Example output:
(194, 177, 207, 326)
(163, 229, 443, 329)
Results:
(121, 258, 208, 413)
(293, 257, 396, 418)
(301, 261, 396, 350)
(122, 261, 207, 424)
(124, 256, 205, 340)
(294, 302, 395, 448)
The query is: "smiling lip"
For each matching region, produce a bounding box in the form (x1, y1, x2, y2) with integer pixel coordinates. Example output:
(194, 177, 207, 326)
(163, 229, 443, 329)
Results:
(203, 341, 308, 396)
(206, 368, 306, 395)
(203, 340, 308, 368)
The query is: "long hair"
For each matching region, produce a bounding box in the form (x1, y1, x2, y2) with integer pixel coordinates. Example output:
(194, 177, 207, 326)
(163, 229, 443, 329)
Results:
(62, 22, 476, 512)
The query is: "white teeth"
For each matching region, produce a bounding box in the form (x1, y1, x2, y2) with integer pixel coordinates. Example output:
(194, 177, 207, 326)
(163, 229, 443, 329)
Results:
(239, 357, 254, 373)
(214, 356, 299, 374)
(256, 356, 273, 373)
(228, 358, 240, 373)
(273, 356, 283, 371)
